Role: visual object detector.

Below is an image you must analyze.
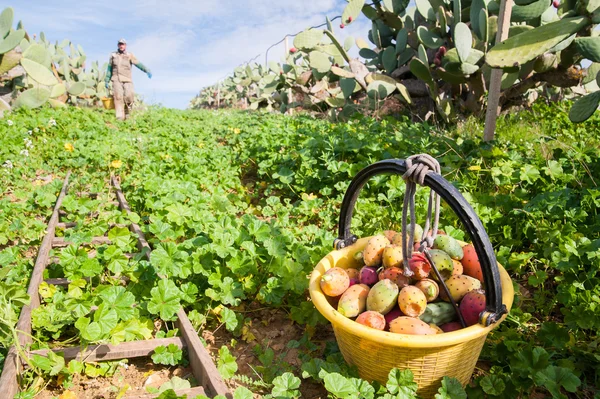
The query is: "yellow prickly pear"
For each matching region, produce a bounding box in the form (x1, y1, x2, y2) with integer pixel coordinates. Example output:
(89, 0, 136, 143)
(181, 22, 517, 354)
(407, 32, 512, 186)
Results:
(414, 278, 439, 302)
(440, 275, 482, 302)
(338, 284, 370, 318)
(363, 235, 390, 266)
(382, 244, 403, 268)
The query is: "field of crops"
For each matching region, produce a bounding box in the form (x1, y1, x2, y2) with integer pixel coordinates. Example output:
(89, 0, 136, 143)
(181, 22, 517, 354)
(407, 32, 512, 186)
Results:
(1, 103, 599, 398)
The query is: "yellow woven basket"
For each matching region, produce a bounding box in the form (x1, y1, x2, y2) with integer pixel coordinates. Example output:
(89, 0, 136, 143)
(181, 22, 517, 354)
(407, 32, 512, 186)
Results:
(101, 96, 114, 110)
(309, 158, 514, 398)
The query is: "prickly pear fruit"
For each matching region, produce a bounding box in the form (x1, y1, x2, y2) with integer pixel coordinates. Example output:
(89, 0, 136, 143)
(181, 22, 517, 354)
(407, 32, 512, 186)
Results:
(340, 23, 345, 29)
(384, 306, 403, 331)
(355, 311, 385, 330)
(460, 289, 486, 326)
(408, 252, 431, 280)
(398, 286, 427, 317)
(440, 275, 482, 302)
(452, 259, 463, 276)
(461, 244, 483, 283)
(419, 302, 456, 325)
(348, 278, 358, 287)
(363, 235, 390, 267)
(338, 284, 370, 318)
(290, 47, 297, 53)
(382, 230, 398, 242)
(382, 245, 403, 268)
(367, 279, 399, 315)
(353, 251, 365, 267)
(428, 249, 454, 281)
(379, 267, 410, 289)
(359, 266, 379, 286)
(553, 0, 559, 8)
(414, 278, 439, 302)
(346, 268, 360, 280)
(433, 235, 464, 260)
(320, 267, 350, 297)
(440, 321, 462, 332)
(389, 316, 438, 335)
(392, 224, 424, 246)
(429, 324, 444, 334)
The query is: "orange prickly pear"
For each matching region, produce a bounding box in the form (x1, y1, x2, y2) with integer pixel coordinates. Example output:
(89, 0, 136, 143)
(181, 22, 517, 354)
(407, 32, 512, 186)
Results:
(355, 311, 385, 330)
(397, 286, 427, 317)
(461, 244, 483, 283)
(363, 235, 390, 266)
(382, 230, 397, 242)
(414, 278, 439, 302)
(452, 259, 463, 276)
(389, 316, 438, 335)
(379, 266, 410, 289)
(346, 268, 360, 280)
(382, 244, 403, 268)
(320, 267, 350, 297)
(338, 284, 370, 318)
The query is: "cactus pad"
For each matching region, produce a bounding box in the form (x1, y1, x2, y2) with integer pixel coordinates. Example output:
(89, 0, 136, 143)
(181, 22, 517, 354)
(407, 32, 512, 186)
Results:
(511, 0, 551, 23)
(575, 37, 600, 62)
(14, 87, 51, 108)
(0, 7, 13, 40)
(293, 29, 323, 50)
(417, 26, 444, 49)
(0, 29, 25, 54)
(569, 91, 600, 122)
(454, 22, 472, 63)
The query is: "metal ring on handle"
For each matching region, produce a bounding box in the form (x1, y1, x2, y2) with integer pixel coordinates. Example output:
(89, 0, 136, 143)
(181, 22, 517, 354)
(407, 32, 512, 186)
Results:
(334, 159, 508, 326)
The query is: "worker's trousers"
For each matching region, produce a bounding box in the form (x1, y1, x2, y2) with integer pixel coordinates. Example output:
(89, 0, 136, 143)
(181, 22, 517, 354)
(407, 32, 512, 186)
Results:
(112, 81, 135, 120)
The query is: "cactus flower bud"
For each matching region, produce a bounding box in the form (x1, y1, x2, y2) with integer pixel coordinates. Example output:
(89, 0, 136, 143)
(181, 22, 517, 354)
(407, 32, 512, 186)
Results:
(553, 0, 559, 7)
(348, 16, 353, 22)
(340, 23, 345, 29)
(290, 47, 297, 53)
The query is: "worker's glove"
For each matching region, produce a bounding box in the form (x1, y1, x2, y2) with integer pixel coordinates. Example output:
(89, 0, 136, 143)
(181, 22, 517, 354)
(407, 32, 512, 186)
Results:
(105, 82, 110, 89)
(147, 72, 152, 79)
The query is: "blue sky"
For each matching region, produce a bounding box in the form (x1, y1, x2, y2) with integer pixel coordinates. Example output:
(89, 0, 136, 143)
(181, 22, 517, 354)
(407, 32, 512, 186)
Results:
(10, 1, 371, 109)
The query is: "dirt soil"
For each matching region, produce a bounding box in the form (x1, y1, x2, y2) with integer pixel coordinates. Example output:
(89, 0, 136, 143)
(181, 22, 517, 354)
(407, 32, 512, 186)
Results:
(36, 358, 195, 399)
(202, 303, 333, 399)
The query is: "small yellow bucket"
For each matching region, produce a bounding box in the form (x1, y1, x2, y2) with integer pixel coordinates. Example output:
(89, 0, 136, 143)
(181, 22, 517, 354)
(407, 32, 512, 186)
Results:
(309, 158, 514, 398)
(101, 96, 114, 110)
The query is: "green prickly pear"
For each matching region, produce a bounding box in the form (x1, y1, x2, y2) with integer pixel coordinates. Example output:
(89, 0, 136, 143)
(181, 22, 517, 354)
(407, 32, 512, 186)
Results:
(382, 244, 403, 268)
(414, 278, 439, 302)
(320, 267, 350, 297)
(428, 249, 454, 281)
(355, 310, 386, 330)
(433, 235, 464, 260)
(440, 275, 482, 302)
(338, 284, 370, 318)
(397, 286, 427, 317)
(363, 235, 390, 266)
(366, 279, 399, 315)
(419, 302, 456, 325)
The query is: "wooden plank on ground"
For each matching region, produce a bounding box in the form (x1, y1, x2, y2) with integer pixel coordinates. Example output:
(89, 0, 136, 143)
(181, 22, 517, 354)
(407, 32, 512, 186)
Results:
(51, 236, 111, 247)
(125, 386, 207, 399)
(57, 222, 77, 229)
(28, 337, 186, 363)
(111, 176, 151, 257)
(0, 172, 71, 399)
(176, 309, 230, 398)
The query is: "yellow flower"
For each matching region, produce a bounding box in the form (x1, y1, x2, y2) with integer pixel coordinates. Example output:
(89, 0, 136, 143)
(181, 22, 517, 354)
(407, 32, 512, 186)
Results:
(468, 165, 481, 171)
(64, 142, 74, 152)
(111, 160, 123, 169)
(233, 128, 241, 134)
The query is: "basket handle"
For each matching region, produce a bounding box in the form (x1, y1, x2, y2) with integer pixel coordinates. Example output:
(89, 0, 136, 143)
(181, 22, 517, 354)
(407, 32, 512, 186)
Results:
(334, 159, 508, 326)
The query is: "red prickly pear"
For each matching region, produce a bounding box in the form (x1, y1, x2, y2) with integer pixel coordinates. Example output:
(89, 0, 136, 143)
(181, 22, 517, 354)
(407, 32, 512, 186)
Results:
(440, 275, 482, 302)
(340, 23, 345, 29)
(366, 279, 399, 314)
(379, 266, 410, 289)
(338, 284, 370, 317)
(382, 230, 397, 242)
(382, 245, 403, 268)
(355, 311, 385, 330)
(290, 47, 297, 53)
(440, 321, 462, 332)
(348, 278, 359, 287)
(320, 267, 350, 297)
(389, 316, 437, 335)
(348, 16, 353, 22)
(460, 289, 486, 326)
(363, 235, 390, 266)
(553, 0, 560, 7)
(398, 286, 427, 317)
(461, 244, 483, 283)
(414, 278, 439, 302)
(408, 252, 431, 280)
(359, 266, 379, 286)
(384, 306, 403, 331)
(346, 268, 360, 280)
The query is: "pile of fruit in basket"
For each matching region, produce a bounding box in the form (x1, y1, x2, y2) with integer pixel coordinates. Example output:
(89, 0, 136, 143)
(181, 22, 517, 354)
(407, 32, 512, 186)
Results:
(321, 226, 486, 334)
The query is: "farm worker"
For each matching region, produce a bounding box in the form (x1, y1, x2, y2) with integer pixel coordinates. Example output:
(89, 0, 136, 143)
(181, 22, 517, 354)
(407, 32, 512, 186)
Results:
(104, 38, 152, 120)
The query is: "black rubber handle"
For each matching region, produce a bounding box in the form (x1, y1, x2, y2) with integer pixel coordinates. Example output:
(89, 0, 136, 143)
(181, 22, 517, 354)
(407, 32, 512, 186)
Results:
(334, 159, 507, 326)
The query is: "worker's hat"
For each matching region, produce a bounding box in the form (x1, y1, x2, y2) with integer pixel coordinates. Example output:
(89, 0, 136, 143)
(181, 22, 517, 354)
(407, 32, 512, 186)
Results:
(118, 38, 127, 44)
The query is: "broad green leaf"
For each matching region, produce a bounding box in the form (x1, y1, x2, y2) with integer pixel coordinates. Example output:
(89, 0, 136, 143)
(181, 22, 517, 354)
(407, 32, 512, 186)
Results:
(147, 279, 181, 320)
